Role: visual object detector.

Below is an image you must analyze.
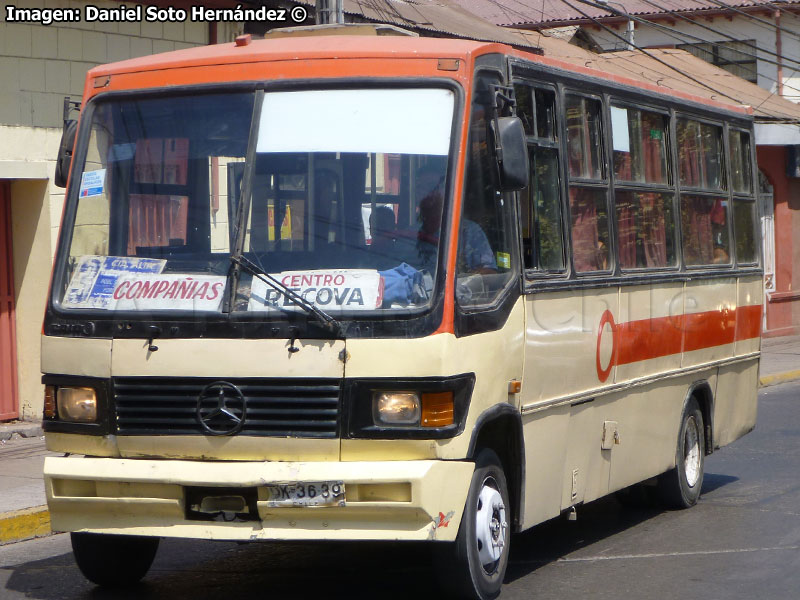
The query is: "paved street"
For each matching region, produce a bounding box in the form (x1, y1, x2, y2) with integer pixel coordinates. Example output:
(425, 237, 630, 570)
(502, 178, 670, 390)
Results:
(1, 381, 798, 599)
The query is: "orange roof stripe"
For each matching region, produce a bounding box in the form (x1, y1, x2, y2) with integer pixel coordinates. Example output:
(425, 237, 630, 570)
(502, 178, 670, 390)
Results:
(88, 36, 750, 116)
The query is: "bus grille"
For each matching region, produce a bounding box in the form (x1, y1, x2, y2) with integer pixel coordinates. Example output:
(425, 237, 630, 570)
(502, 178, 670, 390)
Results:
(113, 377, 341, 438)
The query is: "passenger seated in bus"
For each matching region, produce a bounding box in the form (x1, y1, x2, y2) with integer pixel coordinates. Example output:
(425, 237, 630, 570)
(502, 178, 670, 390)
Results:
(713, 245, 730, 264)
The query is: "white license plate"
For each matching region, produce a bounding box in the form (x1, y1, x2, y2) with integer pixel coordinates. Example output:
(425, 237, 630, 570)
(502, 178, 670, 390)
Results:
(265, 481, 345, 507)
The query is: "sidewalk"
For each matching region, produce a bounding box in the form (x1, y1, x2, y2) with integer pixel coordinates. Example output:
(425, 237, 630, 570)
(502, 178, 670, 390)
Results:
(1, 336, 799, 546)
(0, 427, 57, 545)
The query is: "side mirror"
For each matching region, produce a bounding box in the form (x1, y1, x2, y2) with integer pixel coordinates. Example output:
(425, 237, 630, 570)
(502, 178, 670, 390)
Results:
(492, 116, 529, 192)
(54, 119, 78, 188)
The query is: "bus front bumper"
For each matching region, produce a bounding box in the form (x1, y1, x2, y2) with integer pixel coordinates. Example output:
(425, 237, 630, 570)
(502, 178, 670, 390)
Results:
(44, 457, 473, 542)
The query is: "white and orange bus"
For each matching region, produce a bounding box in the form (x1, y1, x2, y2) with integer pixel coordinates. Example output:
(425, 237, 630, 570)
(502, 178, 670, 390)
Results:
(42, 29, 761, 600)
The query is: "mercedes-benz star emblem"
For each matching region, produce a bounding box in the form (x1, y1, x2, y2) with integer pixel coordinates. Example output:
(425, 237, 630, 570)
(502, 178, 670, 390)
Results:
(196, 381, 246, 436)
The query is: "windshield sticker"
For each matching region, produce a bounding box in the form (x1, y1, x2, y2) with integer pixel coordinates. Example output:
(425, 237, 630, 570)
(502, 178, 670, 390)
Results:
(111, 274, 226, 311)
(249, 270, 384, 312)
(79, 169, 106, 198)
(63, 256, 166, 309)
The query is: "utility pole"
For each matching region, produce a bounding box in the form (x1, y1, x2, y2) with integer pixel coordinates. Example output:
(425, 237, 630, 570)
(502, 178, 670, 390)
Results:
(597, 0, 635, 51)
(315, 0, 344, 25)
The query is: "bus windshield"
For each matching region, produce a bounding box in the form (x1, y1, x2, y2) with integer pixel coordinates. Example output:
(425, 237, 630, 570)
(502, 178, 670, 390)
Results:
(57, 88, 455, 318)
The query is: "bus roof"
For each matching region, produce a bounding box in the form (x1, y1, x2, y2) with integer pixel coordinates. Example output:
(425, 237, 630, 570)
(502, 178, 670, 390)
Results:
(87, 34, 751, 117)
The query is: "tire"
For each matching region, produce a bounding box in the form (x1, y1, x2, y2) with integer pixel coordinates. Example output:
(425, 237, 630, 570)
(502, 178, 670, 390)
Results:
(70, 532, 159, 587)
(656, 397, 705, 509)
(437, 449, 511, 600)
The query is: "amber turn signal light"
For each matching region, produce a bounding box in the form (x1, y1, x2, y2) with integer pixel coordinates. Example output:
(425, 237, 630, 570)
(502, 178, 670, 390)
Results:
(44, 386, 57, 419)
(421, 391, 454, 427)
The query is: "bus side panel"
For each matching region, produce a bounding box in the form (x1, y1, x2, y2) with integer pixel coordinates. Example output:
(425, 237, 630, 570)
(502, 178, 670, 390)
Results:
(520, 405, 569, 529)
(712, 359, 759, 449)
(521, 288, 618, 521)
(605, 372, 716, 493)
(561, 400, 611, 507)
(734, 275, 763, 357)
(615, 283, 683, 383)
(681, 278, 737, 367)
(522, 289, 619, 405)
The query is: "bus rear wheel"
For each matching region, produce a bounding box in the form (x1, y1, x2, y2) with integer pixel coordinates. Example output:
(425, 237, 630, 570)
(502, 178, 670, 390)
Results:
(70, 532, 159, 587)
(656, 397, 705, 509)
(437, 448, 510, 600)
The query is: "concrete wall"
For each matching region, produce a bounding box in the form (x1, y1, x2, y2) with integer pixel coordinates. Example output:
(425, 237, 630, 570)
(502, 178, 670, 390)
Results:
(0, 1, 243, 420)
(0, 0, 221, 128)
(10, 180, 52, 419)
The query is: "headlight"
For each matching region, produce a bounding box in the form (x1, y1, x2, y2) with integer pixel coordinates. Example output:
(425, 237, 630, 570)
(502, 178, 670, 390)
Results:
(57, 387, 97, 422)
(372, 391, 455, 427)
(373, 392, 420, 426)
(347, 374, 474, 439)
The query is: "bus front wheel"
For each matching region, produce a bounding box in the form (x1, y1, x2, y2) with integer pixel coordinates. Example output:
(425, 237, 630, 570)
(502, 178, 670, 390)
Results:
(656, 397, 705, 509)
(70, 532, 159, 587)
(438, 448, 510, 600)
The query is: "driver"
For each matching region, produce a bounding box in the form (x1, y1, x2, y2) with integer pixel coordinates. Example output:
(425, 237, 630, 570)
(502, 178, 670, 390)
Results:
(415, 166, 496, 274)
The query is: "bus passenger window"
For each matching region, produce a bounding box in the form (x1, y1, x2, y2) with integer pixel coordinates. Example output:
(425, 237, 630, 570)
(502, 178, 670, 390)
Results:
(733, 200, 757, 264)
(677, 119, 726, 191)
(515, 83, 564, 273)
(566, 96, 603, 180)
(611, 106, 669, 185)
(681, 196, 730, 265)
(616, 192, 676, 269)
(569, 188, 610, 272)
(730, 130, 757, 264)
(565, 94, 609, 273)
(729, 130, 753, 194)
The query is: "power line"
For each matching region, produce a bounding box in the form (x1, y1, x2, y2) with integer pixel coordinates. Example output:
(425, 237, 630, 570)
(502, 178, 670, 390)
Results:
(689, 0, 800, 42)
(575, 0, 800, 97)
(556, 0, 751, 105)
(483, 0, 570, 25)
(636, 0, 800, 70)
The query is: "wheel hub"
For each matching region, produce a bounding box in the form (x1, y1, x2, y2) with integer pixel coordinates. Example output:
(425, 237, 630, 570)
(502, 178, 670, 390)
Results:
(684, 415, 701, 488)
(475, 478, 508, 571)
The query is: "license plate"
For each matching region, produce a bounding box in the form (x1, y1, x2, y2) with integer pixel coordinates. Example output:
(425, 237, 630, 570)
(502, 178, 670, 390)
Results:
(264, 481, 345, 507)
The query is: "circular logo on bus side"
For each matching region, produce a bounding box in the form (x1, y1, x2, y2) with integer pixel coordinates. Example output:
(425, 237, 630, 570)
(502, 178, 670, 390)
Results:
(596, 310, 618, 383)
(196, 381, 247, 436)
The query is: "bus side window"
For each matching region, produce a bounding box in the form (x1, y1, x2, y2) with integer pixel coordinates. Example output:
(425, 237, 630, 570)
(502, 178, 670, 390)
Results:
(515, 83, 565, 273)
(565, 94, 610, 273)
(610, 105, 676, 270)
(677, 118, 731, 266)
(730, 129, 758, 265)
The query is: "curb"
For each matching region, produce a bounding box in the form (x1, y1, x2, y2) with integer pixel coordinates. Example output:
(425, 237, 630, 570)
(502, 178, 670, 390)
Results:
(759, 369, 800, 388)
(0, 506, 51, 546)
(0, 422, 44, 442)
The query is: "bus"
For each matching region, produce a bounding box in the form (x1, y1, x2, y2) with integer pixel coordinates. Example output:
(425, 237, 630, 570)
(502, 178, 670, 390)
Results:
(42, 30, 762, 600)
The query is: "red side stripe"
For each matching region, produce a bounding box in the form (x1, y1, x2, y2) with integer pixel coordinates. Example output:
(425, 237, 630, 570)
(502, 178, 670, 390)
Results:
(617, 314, 683, 366)
(735, 304, 763, 343)
(615, 305, 761, 367)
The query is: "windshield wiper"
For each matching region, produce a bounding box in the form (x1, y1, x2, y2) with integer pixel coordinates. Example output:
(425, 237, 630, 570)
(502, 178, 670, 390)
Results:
(230, 254, 343, 337)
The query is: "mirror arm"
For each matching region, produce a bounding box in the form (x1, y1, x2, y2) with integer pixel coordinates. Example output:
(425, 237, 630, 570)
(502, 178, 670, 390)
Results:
(62, 97, 81, 131)
(489, 85, 517, 165)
